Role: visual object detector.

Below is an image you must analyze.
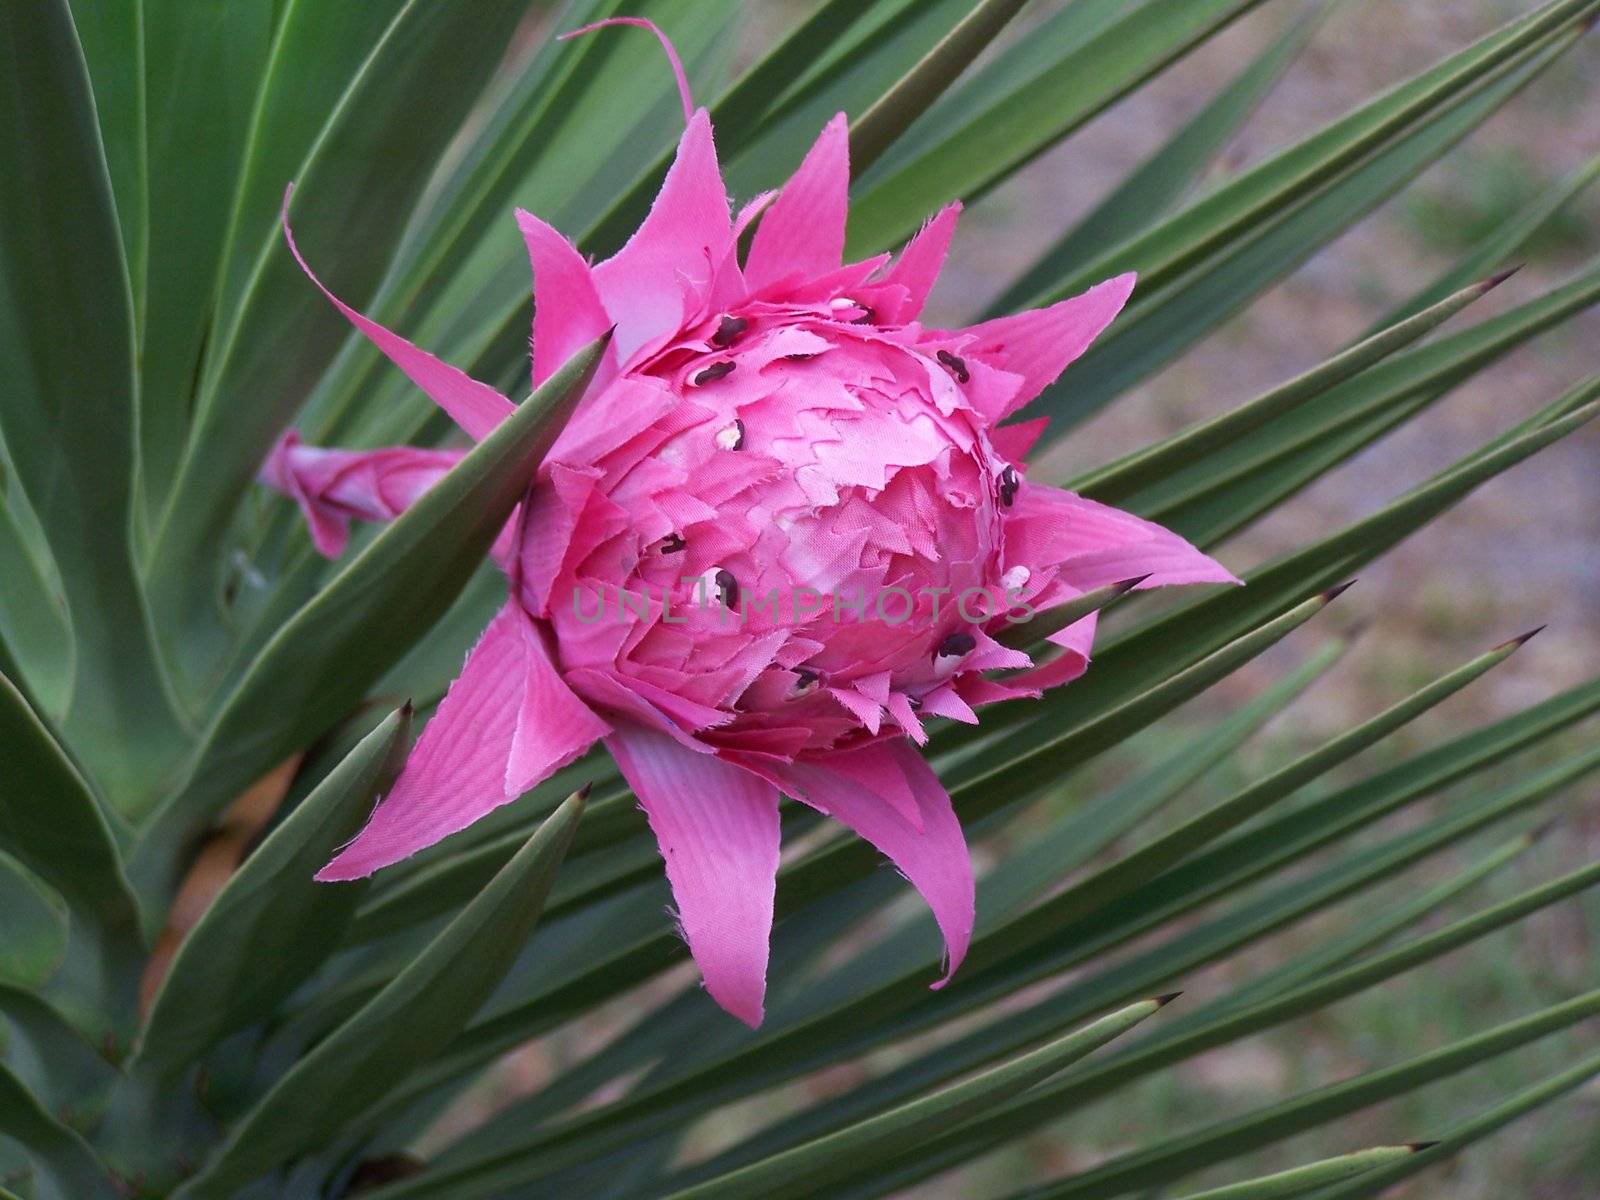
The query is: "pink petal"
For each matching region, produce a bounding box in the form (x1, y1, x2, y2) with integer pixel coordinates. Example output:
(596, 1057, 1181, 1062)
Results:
(606, 726, 781, 1027)
(878, 202, 961, 322)
(781, 742, 973, 984)
(260, 431, 464, 559)
(744, 113, 849, 292)
(949, 272, 1137, 422)
(987, 417, 1048, 465)
(281, 187, 515, 442)
(593, 110, 732, 362)
(1008, 483, 1239, 591)
(517, 208, 616, 390)
(318, 601, 608, 880)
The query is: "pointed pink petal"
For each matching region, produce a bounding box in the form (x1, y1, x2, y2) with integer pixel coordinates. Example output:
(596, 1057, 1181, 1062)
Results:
(516, 208, 616, 390)
(918, 684, 979, 725)
(607, 726, 780, 1027)
(887, 692, 927, 746)
(878, 202, 960, 322)
(987, 417, 1048, 465)
(318, 602, 608, 880)
(827, 686, 882, 735)
(1008, 483, 1239, 591)
(782, 742, 973, 985)
(260, 431, 464, 559)
(950, 272, 1136, 422)
(744, 113, 849, 292)
(593, 110, 732, 362)
(282, 188, 515, 442)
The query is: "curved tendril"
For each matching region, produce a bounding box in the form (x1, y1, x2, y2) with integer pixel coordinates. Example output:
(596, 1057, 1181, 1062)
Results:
(559, 16, 694, 126)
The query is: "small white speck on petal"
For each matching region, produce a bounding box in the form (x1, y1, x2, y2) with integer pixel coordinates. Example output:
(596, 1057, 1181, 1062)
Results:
(1001, 565, 1030, 592)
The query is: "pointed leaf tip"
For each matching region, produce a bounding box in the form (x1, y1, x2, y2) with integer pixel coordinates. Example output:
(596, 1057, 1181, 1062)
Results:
(1484, 262, 1525, 289)
(1408, 1141, 1442, 1153)
(1154, 991, 1184, 1007)
(1320, 579, 1359, 602)
(1116, 573, 1154, 594)
(1527, 817, 1559, 845)
(1500, 624, 1547, 650)
(575, 782, 595, 802)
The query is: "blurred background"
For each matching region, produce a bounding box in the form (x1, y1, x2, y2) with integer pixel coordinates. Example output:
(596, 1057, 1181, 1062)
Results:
(458, 2, 1600, 1195)
(920, 2, 1600, 1194)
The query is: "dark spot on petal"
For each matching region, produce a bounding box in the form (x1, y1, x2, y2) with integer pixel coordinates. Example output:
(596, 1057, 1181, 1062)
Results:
(784, 352, 817, 362)
(851, 305, 877, 324)
(711, 315, 748, 347)
(936, 349, 970, 383)
(792, 668, 819, 694)
(659, 532, 686, 554)
(936, 631, 976, 659)
(714, 418, 745, 450)
(693, 360, 736, 386)
(714, 569, 739, 609)
(906, 694, 923, 710)
(999, 465, 1020, 507)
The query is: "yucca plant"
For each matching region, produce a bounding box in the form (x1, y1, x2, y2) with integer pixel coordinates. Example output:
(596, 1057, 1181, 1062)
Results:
(2, 0, 1598, 1196)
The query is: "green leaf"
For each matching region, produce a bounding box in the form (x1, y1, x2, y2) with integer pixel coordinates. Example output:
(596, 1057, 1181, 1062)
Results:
(0, 1061, 116, 1200)
(1072, 275, 1501, 505)
(1173, 1146, 1420, 1200)
(0, 671, 139, 932)
(145, 0, 544, 690)
(135, 0, 279, 515)
(0, 492, 71, 721)
(1304, 1048, 1600, 1199)
(63, 0, 147, 322)
(1112, 273, 1600, 545)
(845, 0, 1273, 254)
(130, 332, 605, 898)
(0, 981, 115, 1116)
(846, 0, 1030, 177)
(1027, 19, 1583, 433)
(1372, 149, 1600, 330)
(135, 707, 411, 1075)
(1012, 987, 1600, 1199)
(1018, 0, 1596, 311)
(172, 790, 585, 1200)
(658, 999, 1171, 1200)
(969, 632, 1528, 972)
(0, 0, 186, 805)
(989, 4, 1326, 315)
(0, 856, 67, 989)
(708, 747, 1598, 1195)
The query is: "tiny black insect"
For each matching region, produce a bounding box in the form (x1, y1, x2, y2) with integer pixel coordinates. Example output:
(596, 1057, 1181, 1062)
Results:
(936, 631, 976, 659)
(936, 349, 970, 383)
(711, 315, 748, 347)
(999, 465, 1020, 507)
(693, 360, 737, 386)
(659, 533, 686, 554)
(714, 568, 739, 609)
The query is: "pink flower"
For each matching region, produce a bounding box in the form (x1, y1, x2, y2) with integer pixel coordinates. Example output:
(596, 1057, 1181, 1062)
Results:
(264, 19, 1236, 1026)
